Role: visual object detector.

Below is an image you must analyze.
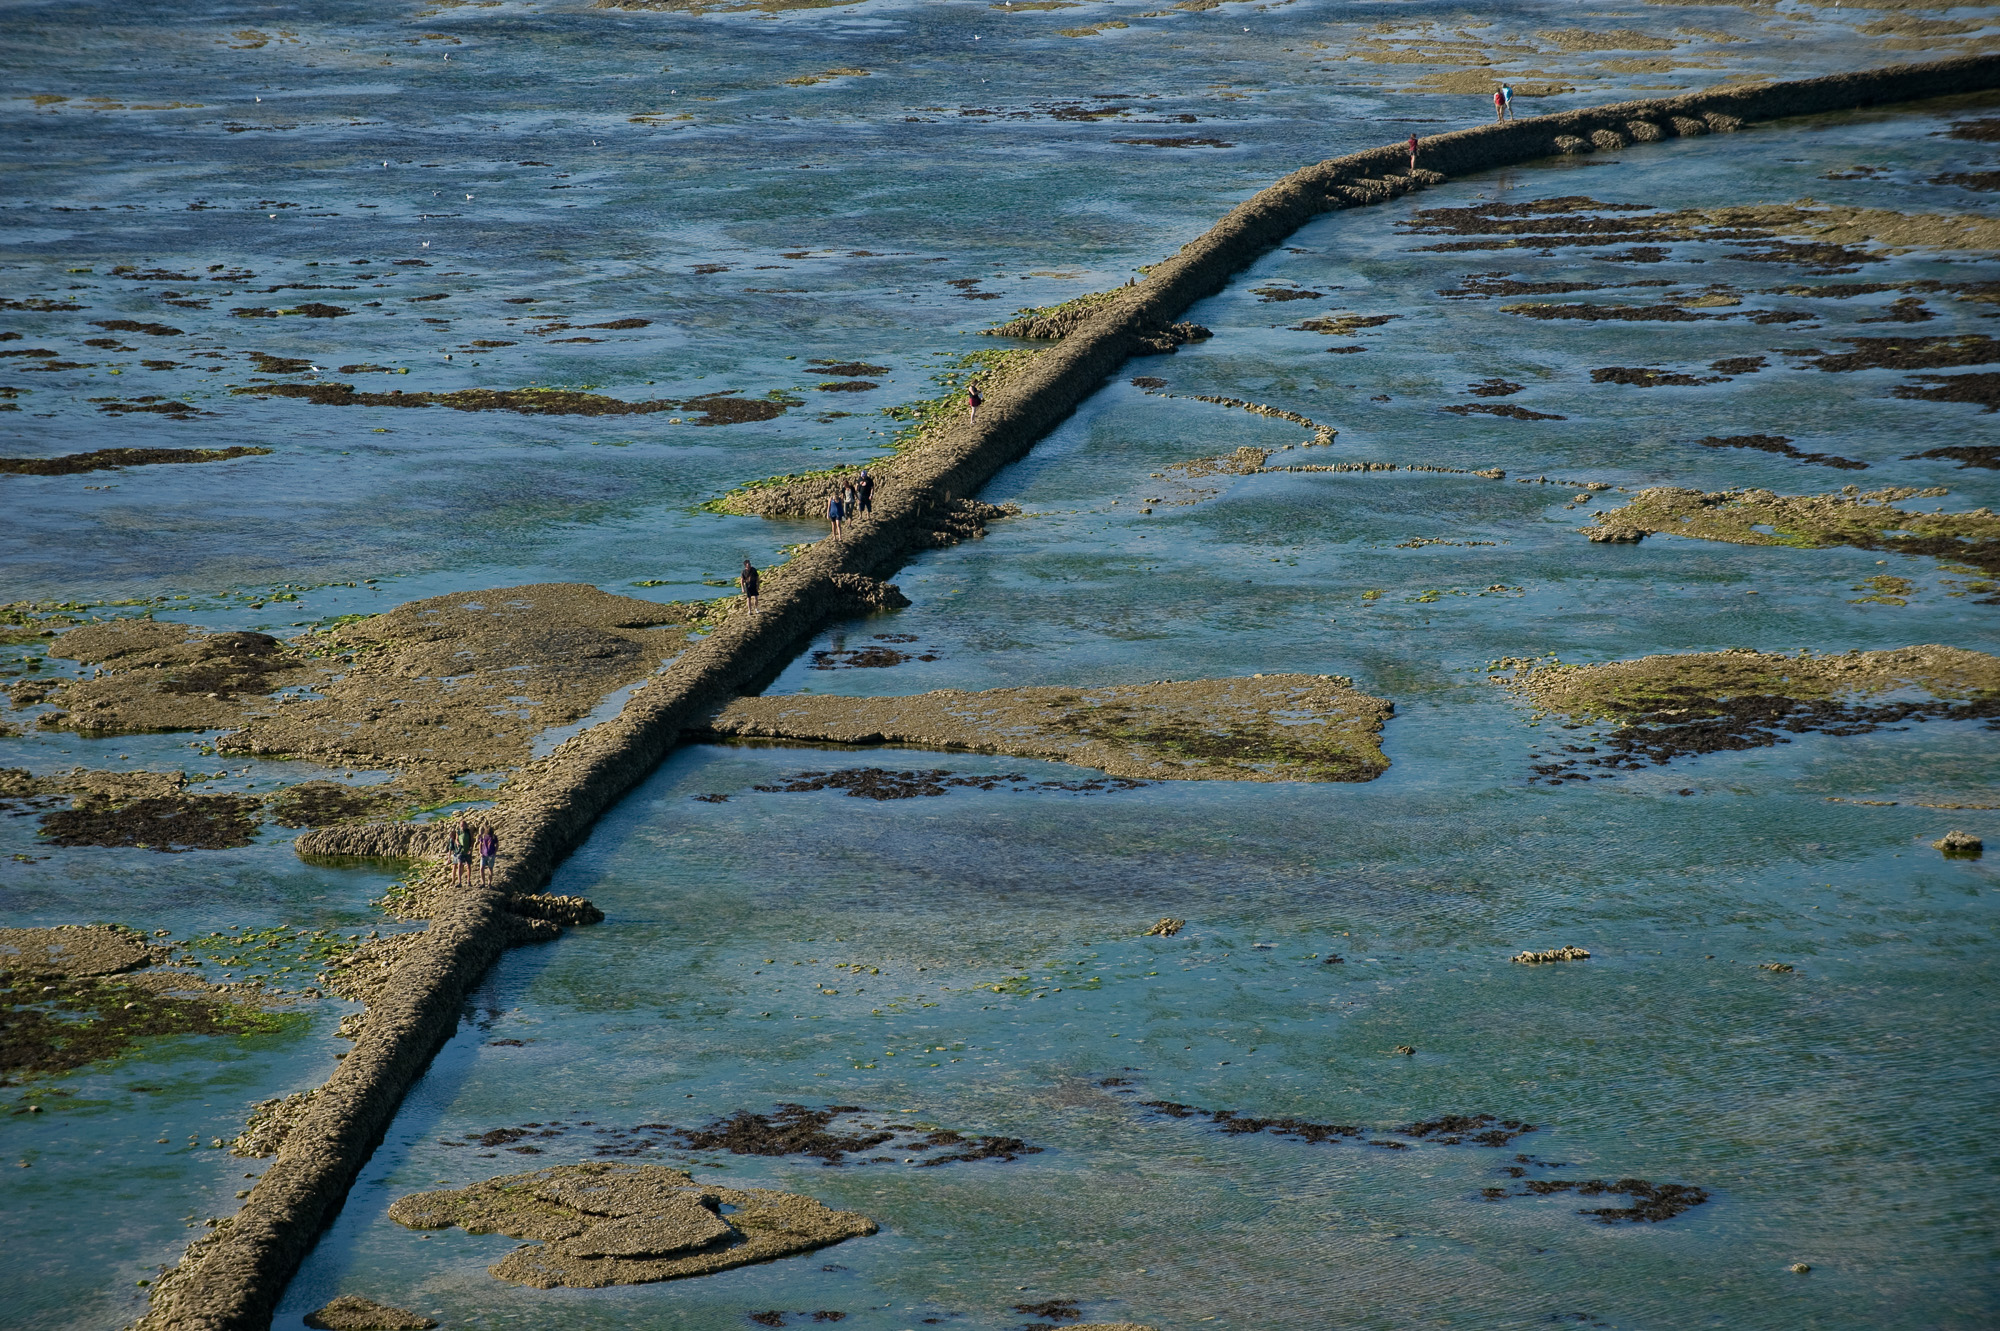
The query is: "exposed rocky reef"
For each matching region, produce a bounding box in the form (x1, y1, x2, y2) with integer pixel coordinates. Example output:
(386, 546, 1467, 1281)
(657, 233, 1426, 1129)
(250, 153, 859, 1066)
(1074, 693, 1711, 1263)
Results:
(31, 585, 702, 816)
(1496, 646, 2000, 779)
(697, 675, 1393, 783)
(387, 1162, 876, 1289)
(1581, 486, 2000, 577)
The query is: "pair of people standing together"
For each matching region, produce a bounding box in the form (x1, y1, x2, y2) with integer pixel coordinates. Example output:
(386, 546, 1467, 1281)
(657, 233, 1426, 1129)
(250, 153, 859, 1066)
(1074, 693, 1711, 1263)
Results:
(447, 815, 498, 887)
(825, 468, 873, 535)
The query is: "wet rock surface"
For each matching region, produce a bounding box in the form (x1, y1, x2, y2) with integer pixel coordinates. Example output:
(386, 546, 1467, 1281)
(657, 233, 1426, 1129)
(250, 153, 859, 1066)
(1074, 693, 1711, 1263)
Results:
(388, 1161, 876, 1288)
(303, 1294, 436, 1330)
(700, 675, 1393, 783)
(0, 446, 270, 475)
(36, 585, 699, 822)
(1582, 486, 2000, 578)
(747, 768, 1147, 801)
(1497, 646, 2000, 779)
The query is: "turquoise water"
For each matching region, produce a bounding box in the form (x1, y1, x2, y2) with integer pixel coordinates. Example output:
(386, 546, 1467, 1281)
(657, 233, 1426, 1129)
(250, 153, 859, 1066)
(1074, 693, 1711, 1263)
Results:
(4, 1, 1998, 1327)
(284, 102, 1997, 1331)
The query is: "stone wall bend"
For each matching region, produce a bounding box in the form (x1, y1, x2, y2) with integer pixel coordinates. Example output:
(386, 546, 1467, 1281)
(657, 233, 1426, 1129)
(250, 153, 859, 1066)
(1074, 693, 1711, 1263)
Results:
(135, 52, 2000, 1331)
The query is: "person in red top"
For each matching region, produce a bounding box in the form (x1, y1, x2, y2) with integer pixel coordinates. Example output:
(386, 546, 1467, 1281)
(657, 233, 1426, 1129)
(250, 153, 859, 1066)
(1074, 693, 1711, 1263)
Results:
(966, 382, 983, 424)
(1493, 88, 1505, 121)
(1407, 133, 1419, 173)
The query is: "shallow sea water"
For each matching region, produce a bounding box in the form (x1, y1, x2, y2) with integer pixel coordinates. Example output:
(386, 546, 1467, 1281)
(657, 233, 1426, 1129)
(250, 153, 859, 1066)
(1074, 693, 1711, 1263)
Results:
(4, 1, 1998, 1327)
(285, 103, 1998, 1331)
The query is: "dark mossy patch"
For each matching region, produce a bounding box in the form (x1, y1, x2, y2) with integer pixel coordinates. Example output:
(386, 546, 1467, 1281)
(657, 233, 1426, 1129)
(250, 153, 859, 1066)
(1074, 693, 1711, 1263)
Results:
(1904, 445, 2000, 469)
(91, 319, 183, 336)
(1441, 403, 1565, 420)
(232, 382, 794, 424)
(1488, 1177, 1710, 1224)
(1894, 371, 2000, 412)
(1696, 435, 1866, 470)
(808, 361, 888, 377)
(0, 446, 269, 476)
(93, 398, 214, 418)
(268, 781, 397, 828)
(749, 767, 1145, 800)
(1805, 334, 2000, 373)
(1592, 366, 1726, 387)
(40, 793, 261, 851)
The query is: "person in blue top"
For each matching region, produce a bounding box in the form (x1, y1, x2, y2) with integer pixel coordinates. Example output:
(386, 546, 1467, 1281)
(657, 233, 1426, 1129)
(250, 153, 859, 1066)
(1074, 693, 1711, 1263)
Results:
(827, 491, 844, 536)
(1501, 83, 1514, 119)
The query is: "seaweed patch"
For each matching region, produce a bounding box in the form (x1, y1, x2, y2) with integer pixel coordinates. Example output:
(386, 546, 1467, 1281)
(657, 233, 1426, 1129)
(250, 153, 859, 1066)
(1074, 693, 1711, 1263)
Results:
(1494, 646, 2000, 779)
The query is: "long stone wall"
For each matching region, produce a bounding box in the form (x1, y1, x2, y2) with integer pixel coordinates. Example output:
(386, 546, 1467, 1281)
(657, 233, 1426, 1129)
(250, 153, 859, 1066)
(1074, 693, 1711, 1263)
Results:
(135, 52, 2000, 1330)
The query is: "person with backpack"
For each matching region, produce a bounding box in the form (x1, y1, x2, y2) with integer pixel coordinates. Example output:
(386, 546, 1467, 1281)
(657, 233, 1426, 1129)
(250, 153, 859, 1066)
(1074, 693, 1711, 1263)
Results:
(966, 382, 983, 423)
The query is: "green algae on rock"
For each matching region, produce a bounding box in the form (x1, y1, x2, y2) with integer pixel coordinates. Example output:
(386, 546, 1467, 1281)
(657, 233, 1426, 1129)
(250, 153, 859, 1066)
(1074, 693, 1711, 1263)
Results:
(698, 675, 1393, 783)
(0, 926, 288, 1083)
(1581, 486, 2000, 576)
(1497, 646, 2000, 725)
(388, 1162, 876, 1289)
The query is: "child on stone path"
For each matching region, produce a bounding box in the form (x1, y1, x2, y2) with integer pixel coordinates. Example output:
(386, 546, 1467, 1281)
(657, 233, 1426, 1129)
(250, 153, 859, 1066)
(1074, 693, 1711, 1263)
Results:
(827, 491, 845, 536)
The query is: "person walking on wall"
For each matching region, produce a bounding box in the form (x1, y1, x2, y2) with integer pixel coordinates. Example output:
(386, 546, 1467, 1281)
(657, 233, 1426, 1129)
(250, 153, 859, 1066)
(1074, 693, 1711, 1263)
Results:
(1494, 87, 1505, 121)
(1407, 133, 1419, 173)
(966, 382, 983, 424)
(453, 815, 475, 886)
(740, 557, 760, 614)
(856, 468, 874, 515)
(476, 824, 498, 888)
(1502, 83, 1514, 119)
(827, 489, 845, 537)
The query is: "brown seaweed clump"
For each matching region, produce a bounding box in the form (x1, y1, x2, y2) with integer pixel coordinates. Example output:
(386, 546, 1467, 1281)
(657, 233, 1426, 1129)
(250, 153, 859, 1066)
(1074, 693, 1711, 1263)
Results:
(1579, 485, 2000, 576)
(1487, 1177, 1710, 1224)
(232, 382, 794, 424)
(0, 447, 269, 476)
(698, 675, 1394, 783)
(1495, 646, 2000, 778)
(387, 1162, 876, 1289)
(1895, 372, 2000, 413)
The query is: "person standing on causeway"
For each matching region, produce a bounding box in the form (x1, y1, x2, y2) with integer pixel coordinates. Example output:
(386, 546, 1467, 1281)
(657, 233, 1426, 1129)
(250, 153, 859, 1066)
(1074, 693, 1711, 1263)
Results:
(740, 558, 760, 614)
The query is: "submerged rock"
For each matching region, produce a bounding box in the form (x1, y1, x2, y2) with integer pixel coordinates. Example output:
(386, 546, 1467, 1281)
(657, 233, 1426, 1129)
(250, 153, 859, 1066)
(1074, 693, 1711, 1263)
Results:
(697, 675, 1394, 784)
(303, 1295, 436, 1330)
(1512, 945, 1591, 964)
(388, 1162, 876, 1289)
(1143, 918, 1185, 937)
